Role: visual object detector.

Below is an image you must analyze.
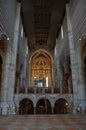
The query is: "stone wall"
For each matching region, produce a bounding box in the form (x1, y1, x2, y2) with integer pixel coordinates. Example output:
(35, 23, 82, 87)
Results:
(0, 0, 17, 42)
(69, 0, 86, 45)
(69, 0, 86, 112)
(54, 0, 86, 113)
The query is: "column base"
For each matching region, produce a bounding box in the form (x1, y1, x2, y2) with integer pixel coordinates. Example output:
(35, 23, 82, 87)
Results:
(81, 106, 86, 113)
(73, 101, 80, 114)
(0, 102, 9, 115)
(73, 100, 86, 114)
(34, 107, 36, 114)
(80, 101, 86, 113)
(8, 102, 16, 115)
(73, 106, 77, 114)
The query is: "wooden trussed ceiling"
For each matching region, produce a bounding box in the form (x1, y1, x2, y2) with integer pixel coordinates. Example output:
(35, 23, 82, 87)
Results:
(19, 0, 69, 51)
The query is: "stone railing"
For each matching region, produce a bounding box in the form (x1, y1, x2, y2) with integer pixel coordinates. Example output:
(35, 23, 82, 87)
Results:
(15, 86, 73, 94)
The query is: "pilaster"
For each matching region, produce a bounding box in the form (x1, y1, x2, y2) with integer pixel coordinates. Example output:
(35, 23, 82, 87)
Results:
(7, 3, 21, 114)
(66, 4, 78, 113)
(0, 42, 11, 114)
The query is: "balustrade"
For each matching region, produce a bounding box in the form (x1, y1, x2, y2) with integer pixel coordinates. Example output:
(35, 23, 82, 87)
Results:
(15, 86, 73, 94)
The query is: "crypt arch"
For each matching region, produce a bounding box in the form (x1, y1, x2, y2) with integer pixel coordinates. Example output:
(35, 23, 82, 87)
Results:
(36, 98, 52, 114)
(54, 95, 73, 114)
(19, 98, 34, 114)
(54, 98, 69, 114)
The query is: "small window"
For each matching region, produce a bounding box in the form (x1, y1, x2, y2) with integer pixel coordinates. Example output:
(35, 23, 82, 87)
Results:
(21, 26, 23, 38)
(61, 26, 63, 39)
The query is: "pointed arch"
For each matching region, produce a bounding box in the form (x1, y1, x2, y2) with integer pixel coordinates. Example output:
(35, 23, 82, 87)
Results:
(29, 49, 53, 64)
(29, 49, 53, 87)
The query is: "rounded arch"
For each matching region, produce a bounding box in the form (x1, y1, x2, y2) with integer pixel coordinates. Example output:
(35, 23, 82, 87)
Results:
(19, 98, 34, 114)
(54, 95, 71, 106)
(36, 98, 52, 114)
(0, 33, 9, 52)
(54, 98, 69, 114)
(15, 95, 35, 108)
(36, 95, 51, 106)
(0, 33, 8, 39)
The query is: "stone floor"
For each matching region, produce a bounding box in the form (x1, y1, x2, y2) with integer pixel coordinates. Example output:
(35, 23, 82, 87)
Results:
(0, 114, 86, 130)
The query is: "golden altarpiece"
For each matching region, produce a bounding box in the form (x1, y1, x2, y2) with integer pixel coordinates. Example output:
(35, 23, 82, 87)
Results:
(30, 51, 52, 87)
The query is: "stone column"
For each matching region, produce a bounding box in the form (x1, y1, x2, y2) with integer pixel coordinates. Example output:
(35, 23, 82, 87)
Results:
(34, 107, 36, 114)
(20, 38, 28, 88)
(51, 102, 54, 114)
(16, 105, 19, 114)
(57, 62, 63, 93)
(25, 53, 29, 87)
(76, 41, 86, 113)
(34, 103, 36, 114)
(7, 3, 21, 114)
(56, 39, 63, 93)
(66, 4, 78, 113)
(0, 43, 11, 115)
(51, 107, 54, 114)
(68, 79, 71, 93)
(51, 63, 54, 91)
(29, 62, 31, 86)
(64, 60, 71, 93)
(23, 42, 28, 87)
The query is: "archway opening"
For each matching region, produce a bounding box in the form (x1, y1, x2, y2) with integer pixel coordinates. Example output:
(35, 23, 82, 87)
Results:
(54, 98, 68, 114)
(30, 50, 53, 87)
(19, 98, 34, 114)
(36, 98, 51, 114)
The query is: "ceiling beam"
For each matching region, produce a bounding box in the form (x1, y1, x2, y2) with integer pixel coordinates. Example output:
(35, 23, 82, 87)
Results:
(21, 0, 35, 47)
(47, 0, 65, 48)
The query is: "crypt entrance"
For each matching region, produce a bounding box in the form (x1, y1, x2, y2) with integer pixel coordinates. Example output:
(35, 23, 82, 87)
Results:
(54, 98, 69, 114)
(30, 50, 53, 87)
(36, 98, 52, 114)
(19, 98, 34, 115)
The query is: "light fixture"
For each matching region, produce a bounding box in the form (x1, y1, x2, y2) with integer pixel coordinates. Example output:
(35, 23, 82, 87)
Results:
(79, 38, 82, 41)
(65, 102, 68, 106)
(7, 37, 10, 40)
